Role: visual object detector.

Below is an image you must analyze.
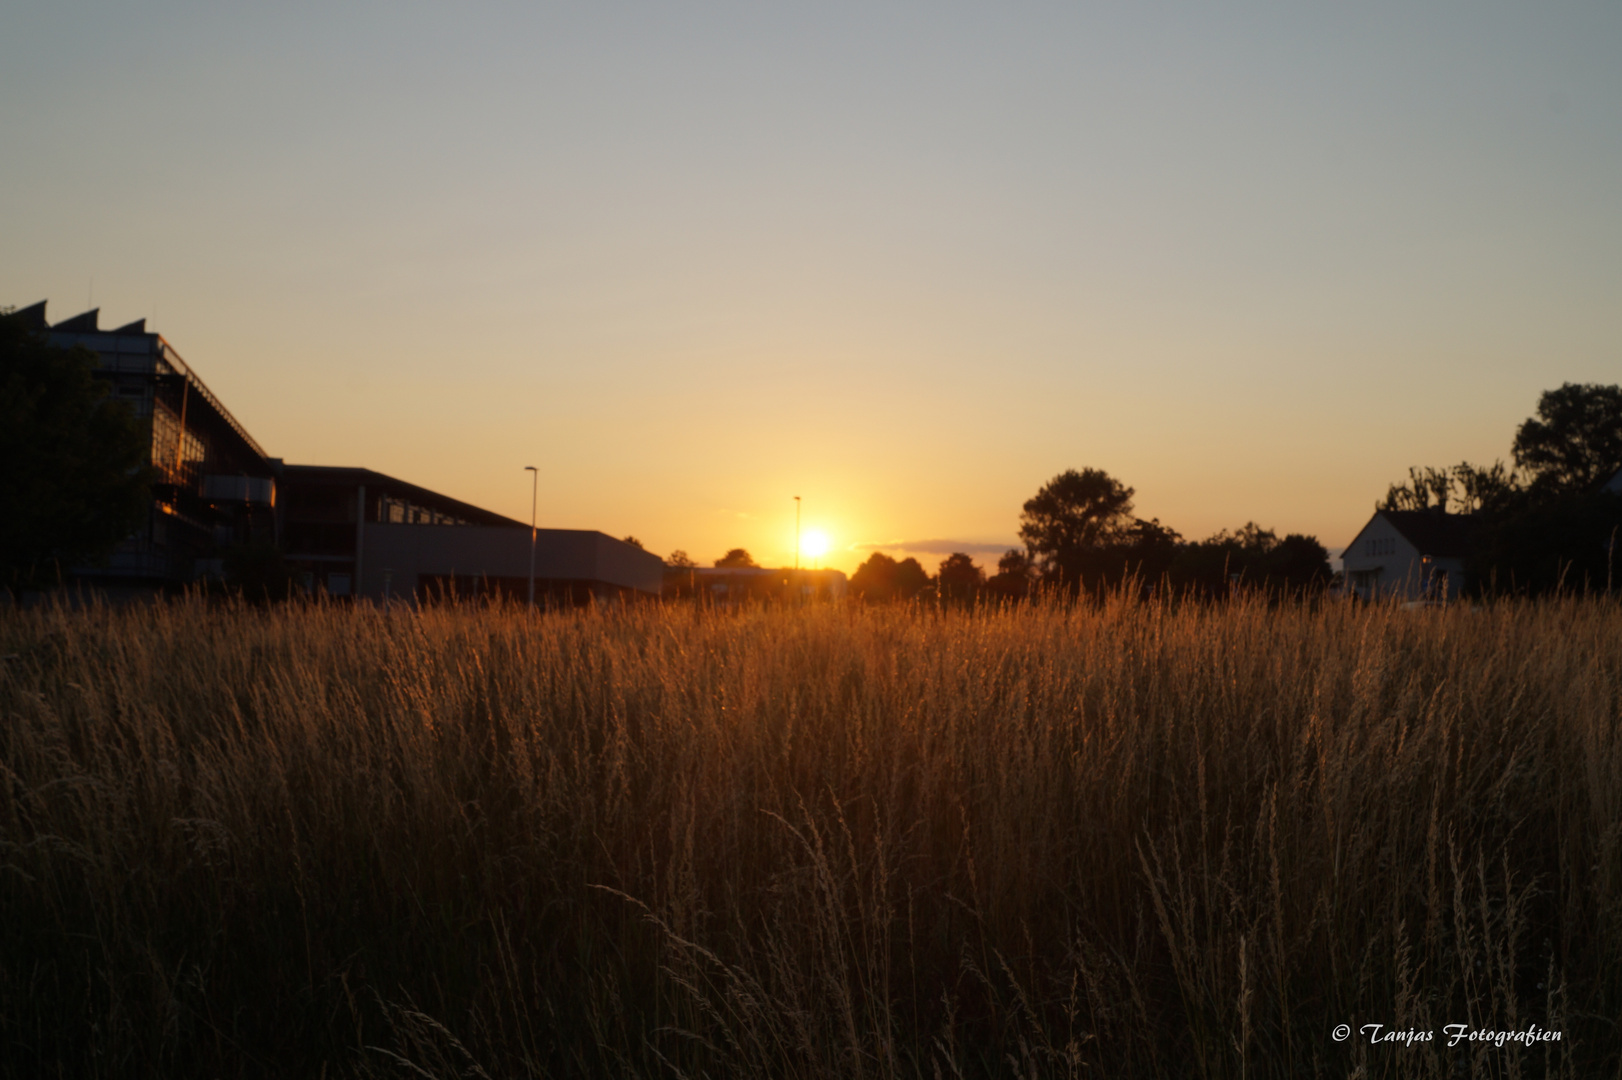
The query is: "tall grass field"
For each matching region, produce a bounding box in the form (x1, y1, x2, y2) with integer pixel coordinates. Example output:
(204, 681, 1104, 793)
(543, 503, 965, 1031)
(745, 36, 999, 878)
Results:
(2, 595, 1619, 1078)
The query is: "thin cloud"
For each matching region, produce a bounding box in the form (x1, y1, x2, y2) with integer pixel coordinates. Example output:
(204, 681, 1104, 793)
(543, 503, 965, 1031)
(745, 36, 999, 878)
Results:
(850, 539, 1018, 557)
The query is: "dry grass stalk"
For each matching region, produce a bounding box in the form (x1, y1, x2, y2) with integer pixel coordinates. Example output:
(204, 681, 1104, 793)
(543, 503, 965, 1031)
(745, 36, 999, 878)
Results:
(0, 592, 1616, 1077)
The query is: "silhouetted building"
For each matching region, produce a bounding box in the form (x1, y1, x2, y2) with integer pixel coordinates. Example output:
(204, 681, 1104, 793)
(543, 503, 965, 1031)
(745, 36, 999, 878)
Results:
(1342, 509, 1474, 601)
(13, 301, 276, 586)
(14, 300, 661, 600)
(280, 465, 662, 602)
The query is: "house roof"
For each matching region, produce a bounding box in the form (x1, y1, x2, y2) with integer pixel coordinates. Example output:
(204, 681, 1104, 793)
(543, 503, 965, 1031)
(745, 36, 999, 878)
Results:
(1343, 509, 1477, 559)
(1379, 510, 1475, 558)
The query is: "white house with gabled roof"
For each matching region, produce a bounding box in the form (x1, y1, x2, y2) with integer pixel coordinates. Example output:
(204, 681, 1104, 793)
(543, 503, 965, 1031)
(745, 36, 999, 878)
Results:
(1342, 509, 1475, 601)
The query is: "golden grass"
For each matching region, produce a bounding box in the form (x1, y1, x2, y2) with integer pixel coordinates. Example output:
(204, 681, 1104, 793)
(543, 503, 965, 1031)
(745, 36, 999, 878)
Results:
(1, 594, 1618, 1078)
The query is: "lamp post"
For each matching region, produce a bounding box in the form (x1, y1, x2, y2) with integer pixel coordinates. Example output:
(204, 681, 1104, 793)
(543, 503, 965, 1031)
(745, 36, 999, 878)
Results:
(525, 466, 538, 608)
(794, 495, 801, 571)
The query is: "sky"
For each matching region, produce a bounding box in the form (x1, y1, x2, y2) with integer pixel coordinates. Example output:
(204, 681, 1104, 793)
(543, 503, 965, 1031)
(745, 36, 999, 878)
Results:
(4, 1, 1620, 573)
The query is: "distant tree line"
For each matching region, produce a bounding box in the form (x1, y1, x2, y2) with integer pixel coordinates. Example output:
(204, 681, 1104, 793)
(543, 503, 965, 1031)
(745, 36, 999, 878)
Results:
(1375, 382, 1622, 595)
(840, 383, 1622, 603)
(843, 466, 1331, 602)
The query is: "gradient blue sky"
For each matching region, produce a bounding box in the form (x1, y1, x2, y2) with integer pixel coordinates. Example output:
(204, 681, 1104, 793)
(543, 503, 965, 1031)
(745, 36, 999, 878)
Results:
(5, 1, 1619, 571)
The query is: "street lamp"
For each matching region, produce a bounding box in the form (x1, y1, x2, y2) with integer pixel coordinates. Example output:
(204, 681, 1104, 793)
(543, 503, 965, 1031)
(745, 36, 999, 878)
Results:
(794, 495, 801, 571)
(525, 466, 538, 608)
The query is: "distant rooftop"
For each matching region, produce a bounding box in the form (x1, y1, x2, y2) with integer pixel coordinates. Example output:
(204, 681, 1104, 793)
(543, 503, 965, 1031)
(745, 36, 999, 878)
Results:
(13, 299, 271, 464)
(7, 301, 145, 335)
(1378, 509, 1476, 558)
(280, 465, 527, 529)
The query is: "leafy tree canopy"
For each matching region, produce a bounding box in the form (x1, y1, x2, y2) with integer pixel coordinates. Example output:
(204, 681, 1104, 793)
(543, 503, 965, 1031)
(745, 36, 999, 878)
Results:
(1372, 384, 1622, 596)
(1381, 385, 1622, 515)
(849, 552, 931, 601)
(936, 552, 984, 601)
(1512, 382, 1622, 495)
(1018, 468, 1136, 557)
(713, 548, 758, 569)
(1018, 469, 1184, 591)
(1470, 490, 1622, 595)
(1169, 524, 1331, 597)
(666, 549, 695, 568)
(1380, 462, 1521, 515)
(0, 313, 151, 589)
(986, 548, 1033, 600)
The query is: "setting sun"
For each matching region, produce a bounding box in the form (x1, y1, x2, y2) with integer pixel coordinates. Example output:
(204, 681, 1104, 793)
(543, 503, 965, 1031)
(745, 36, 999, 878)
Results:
(800, 529, 830, 562)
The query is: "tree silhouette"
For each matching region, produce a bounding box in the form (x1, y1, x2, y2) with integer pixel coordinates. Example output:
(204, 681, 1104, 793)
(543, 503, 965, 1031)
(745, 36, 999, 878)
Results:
(1471, 490, 1622, 595)
(1452, 461, 1521, 515)
(986, 548, 1034, 599)
(1019, 468, 1136, 558)
(1268, 534, 1334, 590)
(1, 312, 151, 588)
(1018, 469, 1179, 591)
(1380, 466, 1454, 512)
(936, 553, 984, 601)
(1170, 523, 1331, 598)
(1379, 461, 1523, 516)
(713, 548, 758, 569)
(849, 552, 931, 601)
(1367, 385, 1622, 596)
(1512, 382, 1622, 495)
(1114, 517, 1183, 589)
(667, 549, 695, 568)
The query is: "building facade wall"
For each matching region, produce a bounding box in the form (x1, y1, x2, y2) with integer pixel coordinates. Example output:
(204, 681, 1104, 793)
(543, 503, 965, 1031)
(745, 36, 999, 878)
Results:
(16, 304, 664, 598)
(358, 524, 664, 600)
(1342, 515, 1465, 601)
(37, 307, 277, 585)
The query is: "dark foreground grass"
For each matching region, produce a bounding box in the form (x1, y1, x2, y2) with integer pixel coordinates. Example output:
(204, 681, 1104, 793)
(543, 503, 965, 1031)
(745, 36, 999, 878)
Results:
(1, 594, 1619, 1078)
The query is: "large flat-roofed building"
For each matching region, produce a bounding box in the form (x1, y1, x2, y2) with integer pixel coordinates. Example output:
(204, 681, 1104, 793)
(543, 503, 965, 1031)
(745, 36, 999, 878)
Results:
(11, 300, 662, 601)
(279, 465, 662, 602)
(11, 301, 277, 586)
